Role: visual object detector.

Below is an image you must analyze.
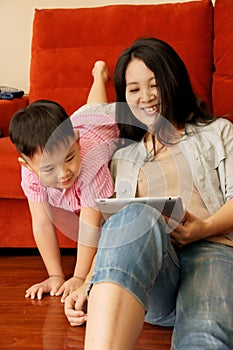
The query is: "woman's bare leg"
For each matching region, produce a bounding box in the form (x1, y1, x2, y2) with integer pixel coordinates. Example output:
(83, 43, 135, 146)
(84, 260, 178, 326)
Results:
(84, 282, 145, 350)
(87, 61, 109, 103)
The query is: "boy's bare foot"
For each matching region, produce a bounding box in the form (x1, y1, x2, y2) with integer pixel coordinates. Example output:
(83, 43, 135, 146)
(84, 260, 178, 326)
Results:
(92, 61, 109, 83)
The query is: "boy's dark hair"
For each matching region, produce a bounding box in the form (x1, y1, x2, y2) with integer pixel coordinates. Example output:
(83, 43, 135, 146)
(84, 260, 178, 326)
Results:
(114, 37, 215, 143)
(9, 100, 75, 157)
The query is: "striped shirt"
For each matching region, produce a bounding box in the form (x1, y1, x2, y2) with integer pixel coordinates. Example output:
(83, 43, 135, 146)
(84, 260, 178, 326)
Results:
(21, 107, 118, 213)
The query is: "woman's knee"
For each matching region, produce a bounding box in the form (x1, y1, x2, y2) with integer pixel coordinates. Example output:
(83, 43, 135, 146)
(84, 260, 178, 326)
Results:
(90, 204, 171, 309)
(99, 203, 168, 251)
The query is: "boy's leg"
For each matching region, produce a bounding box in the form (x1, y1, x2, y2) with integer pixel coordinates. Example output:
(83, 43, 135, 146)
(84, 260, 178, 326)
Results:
(87, 61, 109, 104)
(172, 241, 233, 350)
(85, 203, 180, 350)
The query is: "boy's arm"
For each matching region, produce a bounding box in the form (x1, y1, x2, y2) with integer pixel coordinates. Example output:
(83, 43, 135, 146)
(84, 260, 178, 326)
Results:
(74, 206, 102, 277)
(57, 206, 103, 302)
(29, 200, 64, 276)
(25, 200, 65, 299)
(65, 255, 97, 326)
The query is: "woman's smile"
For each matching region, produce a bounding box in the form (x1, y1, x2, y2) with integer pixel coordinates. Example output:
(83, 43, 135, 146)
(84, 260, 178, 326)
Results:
(142, 104, 160, 116)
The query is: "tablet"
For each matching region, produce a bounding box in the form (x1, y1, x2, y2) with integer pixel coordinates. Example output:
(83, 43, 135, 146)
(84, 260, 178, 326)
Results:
(95, 196, 185, 222)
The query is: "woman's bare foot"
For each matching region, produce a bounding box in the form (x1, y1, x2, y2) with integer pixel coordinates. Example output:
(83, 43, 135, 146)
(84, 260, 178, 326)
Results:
(92, 61, 109, 83)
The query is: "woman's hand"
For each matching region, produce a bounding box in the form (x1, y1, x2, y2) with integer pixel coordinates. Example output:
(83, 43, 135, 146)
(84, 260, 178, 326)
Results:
(25, 275, 65, 300)
(64, 283, 88, 326)
(167, 211, 210, 247)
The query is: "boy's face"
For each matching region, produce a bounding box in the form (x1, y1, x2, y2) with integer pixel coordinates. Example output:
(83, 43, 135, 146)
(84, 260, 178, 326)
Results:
(20, 140, 81, 189)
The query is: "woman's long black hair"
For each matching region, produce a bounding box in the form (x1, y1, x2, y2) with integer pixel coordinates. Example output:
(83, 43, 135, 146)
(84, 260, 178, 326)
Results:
(114, 37, 214, 145)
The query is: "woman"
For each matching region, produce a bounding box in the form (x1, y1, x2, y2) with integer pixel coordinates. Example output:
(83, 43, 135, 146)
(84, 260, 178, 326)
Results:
(65, 38, 233, 350)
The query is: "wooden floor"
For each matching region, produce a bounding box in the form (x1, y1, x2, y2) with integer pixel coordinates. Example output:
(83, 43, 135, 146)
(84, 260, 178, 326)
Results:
(0, 249, 173, 350)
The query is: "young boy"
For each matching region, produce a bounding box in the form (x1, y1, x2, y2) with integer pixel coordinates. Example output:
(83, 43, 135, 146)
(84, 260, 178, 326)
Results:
(9, 99, 118, 302)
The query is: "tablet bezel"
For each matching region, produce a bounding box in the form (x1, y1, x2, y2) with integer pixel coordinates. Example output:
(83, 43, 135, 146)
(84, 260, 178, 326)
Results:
(95, 196, 185, 222)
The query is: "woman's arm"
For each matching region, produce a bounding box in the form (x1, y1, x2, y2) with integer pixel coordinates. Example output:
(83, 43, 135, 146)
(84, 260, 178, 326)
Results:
(170, 199, 233, 246)
(204, 198, 233, 236)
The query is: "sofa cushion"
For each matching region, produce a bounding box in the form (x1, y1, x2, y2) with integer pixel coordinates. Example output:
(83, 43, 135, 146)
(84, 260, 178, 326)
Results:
(0, 137, 25, 199)
(213, 0, 233, 122)
(29, 0, 213, 115)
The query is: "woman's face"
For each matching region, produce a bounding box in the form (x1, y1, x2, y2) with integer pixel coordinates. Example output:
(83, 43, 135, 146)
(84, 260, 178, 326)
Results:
(125, 58, 161, 132)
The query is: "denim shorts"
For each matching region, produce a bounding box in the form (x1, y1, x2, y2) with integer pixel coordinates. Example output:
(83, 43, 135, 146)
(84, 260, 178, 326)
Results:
(88, 203, 180, 327)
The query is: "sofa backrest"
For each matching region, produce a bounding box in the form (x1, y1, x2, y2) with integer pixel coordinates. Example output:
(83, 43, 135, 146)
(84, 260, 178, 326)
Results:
(29, 0, 213, 116)
(213, 0, 233, 122)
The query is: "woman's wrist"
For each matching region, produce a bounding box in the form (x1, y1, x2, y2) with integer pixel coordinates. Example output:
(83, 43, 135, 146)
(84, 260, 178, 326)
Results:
(203, 216, 217, 238)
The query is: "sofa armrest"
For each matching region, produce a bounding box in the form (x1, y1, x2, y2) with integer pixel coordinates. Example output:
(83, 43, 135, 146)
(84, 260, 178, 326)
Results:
(0, 95, 29, 137)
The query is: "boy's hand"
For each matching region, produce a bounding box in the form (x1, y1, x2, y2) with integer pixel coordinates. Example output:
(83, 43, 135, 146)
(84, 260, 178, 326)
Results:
(25, 276, 65, 300)
(56, 276, 85, 303)
(64, 284, 88, 326)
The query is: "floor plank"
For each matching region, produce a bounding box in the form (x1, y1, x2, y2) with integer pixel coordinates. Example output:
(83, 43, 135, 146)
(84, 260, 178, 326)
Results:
(0, 249, 172, 349)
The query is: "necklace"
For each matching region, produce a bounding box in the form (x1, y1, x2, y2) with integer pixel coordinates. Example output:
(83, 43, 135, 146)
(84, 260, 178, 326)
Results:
(144, 136, 166, 161)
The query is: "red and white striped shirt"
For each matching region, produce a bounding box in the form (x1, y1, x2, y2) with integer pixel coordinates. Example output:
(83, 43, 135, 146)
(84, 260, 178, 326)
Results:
(21, 106, 118, 213)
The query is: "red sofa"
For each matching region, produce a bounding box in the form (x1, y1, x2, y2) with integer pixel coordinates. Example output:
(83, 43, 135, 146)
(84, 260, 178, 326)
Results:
(0, 0, 233, 247)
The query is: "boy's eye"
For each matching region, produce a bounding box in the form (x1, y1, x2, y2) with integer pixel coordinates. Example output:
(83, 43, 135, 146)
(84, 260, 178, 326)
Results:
(65, 155, 75, 163)
(41, 167, 55, 173)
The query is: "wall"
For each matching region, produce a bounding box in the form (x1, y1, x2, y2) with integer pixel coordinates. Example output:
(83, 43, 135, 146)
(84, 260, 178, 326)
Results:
(0, 0, 214, 93)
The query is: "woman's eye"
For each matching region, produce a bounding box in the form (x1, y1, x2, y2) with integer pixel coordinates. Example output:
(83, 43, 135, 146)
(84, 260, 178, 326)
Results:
(129, 88, 139, 93)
